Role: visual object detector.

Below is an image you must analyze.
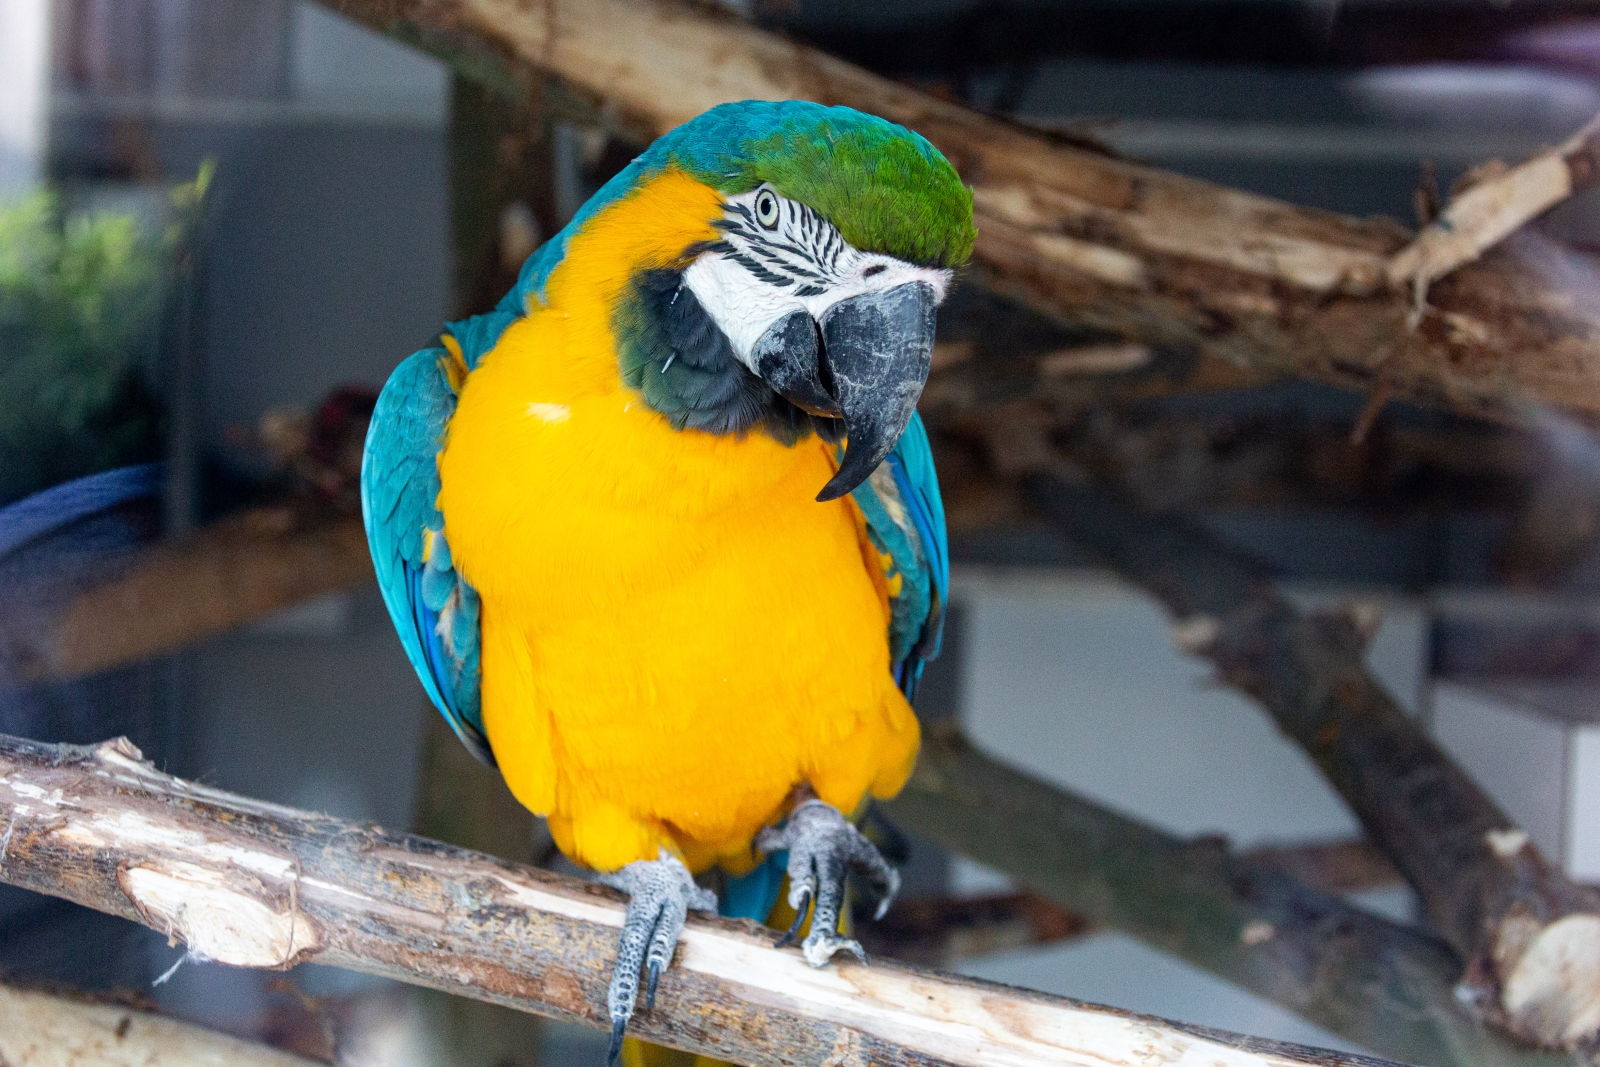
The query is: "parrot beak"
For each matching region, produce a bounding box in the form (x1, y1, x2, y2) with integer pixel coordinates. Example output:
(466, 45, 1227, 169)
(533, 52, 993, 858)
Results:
(813, 281, 938, 502)
(751, 310, 840, 419)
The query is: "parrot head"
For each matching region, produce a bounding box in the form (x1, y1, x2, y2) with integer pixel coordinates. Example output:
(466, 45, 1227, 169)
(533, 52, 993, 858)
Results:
(583, 101, 975, 501)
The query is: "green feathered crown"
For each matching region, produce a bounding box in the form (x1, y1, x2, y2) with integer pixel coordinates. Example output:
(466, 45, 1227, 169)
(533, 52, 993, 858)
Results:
(651, 100, 975, 269)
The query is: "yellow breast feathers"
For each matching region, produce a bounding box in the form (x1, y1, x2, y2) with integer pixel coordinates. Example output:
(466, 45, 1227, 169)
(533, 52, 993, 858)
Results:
(435, 170, 919, 874)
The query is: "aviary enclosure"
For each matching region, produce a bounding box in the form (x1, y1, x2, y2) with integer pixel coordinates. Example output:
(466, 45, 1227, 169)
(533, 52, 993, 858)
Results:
(3, 1, 1600, 1065)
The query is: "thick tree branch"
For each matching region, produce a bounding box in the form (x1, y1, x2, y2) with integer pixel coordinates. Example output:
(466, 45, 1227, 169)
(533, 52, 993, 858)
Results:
(1025, 470, 1600, 1051)
(0, 509, 371, 686)
(0, 733, 1415, 1067)
(888, 728, 1562, 1067)
(325, 0, 1600, 423)
(0, 983, 320, 1067)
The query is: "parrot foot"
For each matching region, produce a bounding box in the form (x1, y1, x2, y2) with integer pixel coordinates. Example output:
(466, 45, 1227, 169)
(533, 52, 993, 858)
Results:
(756, 799, 900, 968)
(598, 850, 717, 1067)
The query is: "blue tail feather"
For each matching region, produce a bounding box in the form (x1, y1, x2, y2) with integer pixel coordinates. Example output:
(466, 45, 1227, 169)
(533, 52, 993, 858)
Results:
(720, 852, 787, 922)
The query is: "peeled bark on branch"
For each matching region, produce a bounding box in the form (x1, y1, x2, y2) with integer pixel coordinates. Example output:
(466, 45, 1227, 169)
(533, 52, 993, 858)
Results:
(1389, 116, 1600, 296)
(325, 0, 1600, 424)
(888, 728, 1563, 1067)
(1025, 470, 1600, 1052)
(0, 984, 321, 1067)
(0, 732, 1415, 1067)
(0, 510, 371, 686)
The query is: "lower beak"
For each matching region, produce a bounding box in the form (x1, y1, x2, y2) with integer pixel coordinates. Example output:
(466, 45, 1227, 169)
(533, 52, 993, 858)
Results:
(813, 282, 938, 502)
(752, 311, 838, 418)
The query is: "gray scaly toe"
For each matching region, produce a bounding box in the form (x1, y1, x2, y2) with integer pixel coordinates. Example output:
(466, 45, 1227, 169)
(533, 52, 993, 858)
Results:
(598, 849, 717, 1065)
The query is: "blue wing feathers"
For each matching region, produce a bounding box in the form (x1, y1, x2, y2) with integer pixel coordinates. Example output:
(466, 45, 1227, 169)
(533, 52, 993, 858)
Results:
(849, 411, 950, 702)
(362, 348, 493, 765)
(888, 413, 949, 664)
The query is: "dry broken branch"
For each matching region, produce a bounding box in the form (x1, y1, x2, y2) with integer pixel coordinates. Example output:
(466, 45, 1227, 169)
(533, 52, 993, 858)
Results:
(0, 983, 321, 1067)
(0, 509, 371, 686)
(326, 0, 1600, 424)
(1389, 115, 1600, 300)
(1025, 470, 1600, 1052)
(0, 732, 1418, 1067)
(887, 728, 1564, 1067)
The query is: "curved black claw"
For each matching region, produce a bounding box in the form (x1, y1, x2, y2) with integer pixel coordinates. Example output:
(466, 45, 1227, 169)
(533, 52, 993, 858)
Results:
(774, 888, 811, 949)
(756, 800, 901, 968)
(598, 850, 717, 1065)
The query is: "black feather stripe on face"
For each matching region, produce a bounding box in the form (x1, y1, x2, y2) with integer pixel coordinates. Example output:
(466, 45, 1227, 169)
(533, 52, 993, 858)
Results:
(614, 267, 844, 445)
(711, 195, 849, 293)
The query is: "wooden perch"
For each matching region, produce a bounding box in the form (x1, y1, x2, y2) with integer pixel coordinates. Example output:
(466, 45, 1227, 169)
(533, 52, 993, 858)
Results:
(0, 732, 1415, 1067)
(1025, 470, 1600, 1052)
(888, 728, 1563, 1067)
(0, 983, 320, 1067)
(327, 0, 1600, 424)
(0, 509, 371, 686)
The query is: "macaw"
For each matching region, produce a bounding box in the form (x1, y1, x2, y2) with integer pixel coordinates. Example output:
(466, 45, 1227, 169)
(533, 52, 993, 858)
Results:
(361, 100, 970, 1062)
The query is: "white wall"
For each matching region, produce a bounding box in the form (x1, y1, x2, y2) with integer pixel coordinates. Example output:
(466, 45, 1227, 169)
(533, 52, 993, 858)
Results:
(0, 0, 49, 196)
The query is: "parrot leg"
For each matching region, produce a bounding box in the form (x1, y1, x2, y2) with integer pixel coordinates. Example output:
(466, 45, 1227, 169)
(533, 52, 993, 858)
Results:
(598, 850, 718, 1067)
(756, 799, 901, 968)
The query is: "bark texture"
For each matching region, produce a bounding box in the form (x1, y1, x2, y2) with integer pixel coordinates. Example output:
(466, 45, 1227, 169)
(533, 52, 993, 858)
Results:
(0, 732, 1429, 1067)
(1025, 470, 1600, 1051)
(322, 0, 1600, 424)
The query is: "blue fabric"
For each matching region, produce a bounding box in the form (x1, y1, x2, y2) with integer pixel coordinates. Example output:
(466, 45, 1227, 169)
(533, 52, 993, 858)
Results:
(360, 349, 491, 764)
(0, 464, 163, 563)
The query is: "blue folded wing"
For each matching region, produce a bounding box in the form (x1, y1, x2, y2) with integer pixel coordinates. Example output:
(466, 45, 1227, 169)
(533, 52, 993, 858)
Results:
(849, 410, 950, 703)
(361, 348, 492, 765)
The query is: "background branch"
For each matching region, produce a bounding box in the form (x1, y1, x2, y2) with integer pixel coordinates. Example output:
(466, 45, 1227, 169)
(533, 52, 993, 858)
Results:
(1024, 469, 1600, 1051)
(324, 0, 1600, 425)
(887, 727, 1562, 1067)
(0, 508, 371, 686)
(0, 983, 321, 1067)
(0, 731, 1421, 1067)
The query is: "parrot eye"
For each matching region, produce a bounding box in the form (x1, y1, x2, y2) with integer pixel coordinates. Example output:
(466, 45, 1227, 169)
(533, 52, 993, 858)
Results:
(754, 189, 780, 230)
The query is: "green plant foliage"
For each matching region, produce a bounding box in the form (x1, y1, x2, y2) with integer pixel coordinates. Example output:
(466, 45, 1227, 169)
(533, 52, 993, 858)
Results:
(0, 166, 209, 505)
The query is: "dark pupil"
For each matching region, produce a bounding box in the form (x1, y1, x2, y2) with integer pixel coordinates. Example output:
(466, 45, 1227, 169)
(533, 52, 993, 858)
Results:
(759, 195, 775, 222)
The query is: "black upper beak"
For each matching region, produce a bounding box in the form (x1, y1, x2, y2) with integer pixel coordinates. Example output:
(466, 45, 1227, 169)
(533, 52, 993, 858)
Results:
(752, 281, 939, 502)
(813, 282, 938, 502)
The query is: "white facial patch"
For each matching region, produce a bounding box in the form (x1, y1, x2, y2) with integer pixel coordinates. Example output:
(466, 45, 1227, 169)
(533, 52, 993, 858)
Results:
(681, 185, 952, 372)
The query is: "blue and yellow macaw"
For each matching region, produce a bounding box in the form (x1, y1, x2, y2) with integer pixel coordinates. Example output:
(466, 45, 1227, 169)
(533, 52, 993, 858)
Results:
(361, 100, 969, 1061)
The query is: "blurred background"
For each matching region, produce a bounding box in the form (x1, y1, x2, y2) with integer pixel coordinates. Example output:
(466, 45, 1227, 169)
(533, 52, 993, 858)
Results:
(5, 0, 1600, 1063)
